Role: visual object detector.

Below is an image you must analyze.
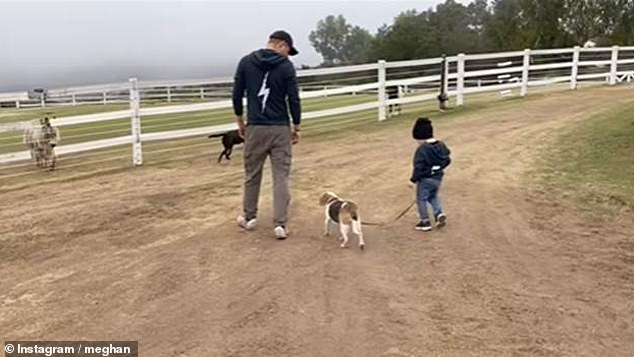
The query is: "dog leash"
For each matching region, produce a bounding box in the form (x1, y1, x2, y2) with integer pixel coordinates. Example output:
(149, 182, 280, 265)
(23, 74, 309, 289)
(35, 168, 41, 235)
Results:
(362, 200, 416, 227)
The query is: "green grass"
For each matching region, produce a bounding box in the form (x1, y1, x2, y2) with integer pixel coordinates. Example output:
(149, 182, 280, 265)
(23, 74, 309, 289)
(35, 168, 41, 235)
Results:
(0, 103, 129, 124)
(0, 95, 375, 123)
(0, 99, 240, 124)
(0, 88, 537, 157)
(537, 103, 634, 210)
(0, 94, 375, 153)
(0, 86, 595, 192)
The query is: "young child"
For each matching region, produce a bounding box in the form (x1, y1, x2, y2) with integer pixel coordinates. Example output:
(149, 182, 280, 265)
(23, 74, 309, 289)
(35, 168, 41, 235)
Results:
(410, 117, 451, 231)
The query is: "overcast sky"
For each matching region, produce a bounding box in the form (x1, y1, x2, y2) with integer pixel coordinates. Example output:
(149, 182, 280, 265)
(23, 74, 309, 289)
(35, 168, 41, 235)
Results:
(0, 0, 472, 91)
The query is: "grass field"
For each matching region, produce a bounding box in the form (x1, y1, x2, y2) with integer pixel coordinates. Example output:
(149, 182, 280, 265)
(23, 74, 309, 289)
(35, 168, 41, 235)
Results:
(0, 87, 506, 191)
(0, 87, 554, 193)
(0, 82, 604, 192)
(537, 102, 634, 210)
(0, 94, 377, 153)
(0, 82, 591, 156)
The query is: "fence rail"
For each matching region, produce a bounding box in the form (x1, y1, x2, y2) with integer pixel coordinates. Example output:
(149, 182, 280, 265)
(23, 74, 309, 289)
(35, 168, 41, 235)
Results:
(1, 45, 633, 168)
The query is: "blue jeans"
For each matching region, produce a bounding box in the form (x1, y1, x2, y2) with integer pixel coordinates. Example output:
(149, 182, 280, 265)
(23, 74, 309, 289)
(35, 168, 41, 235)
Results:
(416, 178, 443, 222)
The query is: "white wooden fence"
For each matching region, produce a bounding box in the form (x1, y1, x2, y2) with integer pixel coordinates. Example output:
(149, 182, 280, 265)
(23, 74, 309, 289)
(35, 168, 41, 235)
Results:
(1, 45, 633, 167)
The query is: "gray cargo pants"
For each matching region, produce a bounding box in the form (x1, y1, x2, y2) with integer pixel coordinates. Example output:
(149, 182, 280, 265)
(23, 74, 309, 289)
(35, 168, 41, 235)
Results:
(243, 125, 292, 226)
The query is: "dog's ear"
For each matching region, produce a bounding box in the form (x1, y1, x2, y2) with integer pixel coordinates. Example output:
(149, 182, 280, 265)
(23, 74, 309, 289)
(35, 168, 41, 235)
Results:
(319, 192, 327, 206)
(319, 191, 338, 205)
(319, 192, 331, 206)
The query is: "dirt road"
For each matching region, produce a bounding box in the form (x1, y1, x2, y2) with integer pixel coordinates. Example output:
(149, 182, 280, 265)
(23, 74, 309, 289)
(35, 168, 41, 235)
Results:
(1, 86, 633, 356)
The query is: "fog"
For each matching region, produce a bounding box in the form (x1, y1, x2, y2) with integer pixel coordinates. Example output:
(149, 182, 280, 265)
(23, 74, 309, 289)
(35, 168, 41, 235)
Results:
(0, 1, 471, 91)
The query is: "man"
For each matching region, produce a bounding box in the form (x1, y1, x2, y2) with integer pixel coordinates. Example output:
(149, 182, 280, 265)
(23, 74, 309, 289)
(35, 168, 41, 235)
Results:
(233, 30, 301, 240)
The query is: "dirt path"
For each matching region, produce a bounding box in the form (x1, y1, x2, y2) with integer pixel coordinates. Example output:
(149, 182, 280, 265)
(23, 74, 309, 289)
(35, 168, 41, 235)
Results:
(1, 86, 633, 356)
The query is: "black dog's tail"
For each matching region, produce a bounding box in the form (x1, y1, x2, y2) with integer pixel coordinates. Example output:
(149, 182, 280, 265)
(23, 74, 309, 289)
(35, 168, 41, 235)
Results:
(208, 133, 224, 139)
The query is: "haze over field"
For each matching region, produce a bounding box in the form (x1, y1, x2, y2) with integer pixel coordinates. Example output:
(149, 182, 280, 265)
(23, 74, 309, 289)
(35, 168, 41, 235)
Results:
(0, 1, 471, 91)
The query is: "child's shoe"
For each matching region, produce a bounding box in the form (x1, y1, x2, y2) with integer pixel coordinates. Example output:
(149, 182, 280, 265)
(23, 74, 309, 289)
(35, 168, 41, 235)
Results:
(435, 213, 447, 228)
(416, 220, 433, 232)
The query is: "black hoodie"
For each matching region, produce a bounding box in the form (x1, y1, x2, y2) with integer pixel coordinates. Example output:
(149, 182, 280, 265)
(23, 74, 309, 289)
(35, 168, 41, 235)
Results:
(410, 139, 451, 182)
(232, 49, 301, 126)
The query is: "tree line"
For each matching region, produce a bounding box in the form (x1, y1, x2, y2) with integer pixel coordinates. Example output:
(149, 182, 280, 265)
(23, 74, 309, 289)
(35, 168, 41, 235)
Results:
(308, 0, 634, 66)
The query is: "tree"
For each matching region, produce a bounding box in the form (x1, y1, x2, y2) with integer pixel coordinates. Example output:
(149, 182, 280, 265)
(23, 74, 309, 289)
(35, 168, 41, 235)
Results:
(311, 0, 633, 67)
(561, 0, 606, 45)
(343, 26, 374, 64)
(370, 1, 490, 61)
(309, 15, 373, 66)
(466, 0, 491, 50)
(429, 0, 488, 54)
(610, 0, 634, 45)
(370, 10, 429, 61)
(562, 0, 634, 45)
(521, 0, 571, 48)
(485, 0, 532, 50)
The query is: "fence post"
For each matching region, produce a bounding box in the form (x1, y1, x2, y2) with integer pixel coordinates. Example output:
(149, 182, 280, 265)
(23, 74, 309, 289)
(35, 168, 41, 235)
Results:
(200, 87, 205, 99)
(102, 91, 107, 105)
(378, 60, 387, 121)
(456, 53, 465, 106)
(15, 100, 20, 109)
(437, 55, 449, 110)
(570, 46, 580, 90)
(521, 49, 531, 97)
(72, 94, 76, 105)
(167, 87, 172, 102)
(443, 55, 449, 95)
(609, 45, 619, 86)
(129, 78, 143, 166)
(40, 93, 46, 108)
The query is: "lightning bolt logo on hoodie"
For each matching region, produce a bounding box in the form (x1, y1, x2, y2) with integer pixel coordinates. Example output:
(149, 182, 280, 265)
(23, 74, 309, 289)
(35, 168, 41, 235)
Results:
(258, 72, 270, 113)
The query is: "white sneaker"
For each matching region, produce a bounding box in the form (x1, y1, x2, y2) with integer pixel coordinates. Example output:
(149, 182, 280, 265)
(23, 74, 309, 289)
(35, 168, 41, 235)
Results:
(274, 226, 288, 240)
(435, 213, 447, 228)
(237, 216, 257, 231)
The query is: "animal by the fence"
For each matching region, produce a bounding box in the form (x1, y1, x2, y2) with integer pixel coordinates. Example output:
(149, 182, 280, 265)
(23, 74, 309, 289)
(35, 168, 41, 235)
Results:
(387, 85, 401, 116)
(208, 130, 244, 163)
(32, 117, 60, 170)
(319, 191, 365, 250)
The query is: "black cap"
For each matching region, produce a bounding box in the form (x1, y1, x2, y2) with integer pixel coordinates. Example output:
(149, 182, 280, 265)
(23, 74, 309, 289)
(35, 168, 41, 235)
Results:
(413, 117, 434, 140)
(269, 30, 299, 56)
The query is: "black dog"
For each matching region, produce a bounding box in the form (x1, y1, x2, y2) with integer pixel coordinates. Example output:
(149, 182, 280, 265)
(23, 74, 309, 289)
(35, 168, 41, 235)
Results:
(208, 130, 244, 163)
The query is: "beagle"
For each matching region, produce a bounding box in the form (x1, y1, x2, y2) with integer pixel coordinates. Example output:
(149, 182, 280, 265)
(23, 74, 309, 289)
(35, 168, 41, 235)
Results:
(319, 191, 365, 250)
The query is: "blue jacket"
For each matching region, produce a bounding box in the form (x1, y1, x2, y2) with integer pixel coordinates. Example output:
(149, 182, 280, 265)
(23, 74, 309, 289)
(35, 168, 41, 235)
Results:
(410, 139, 451, 182)
(232, 49, 301, 126)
